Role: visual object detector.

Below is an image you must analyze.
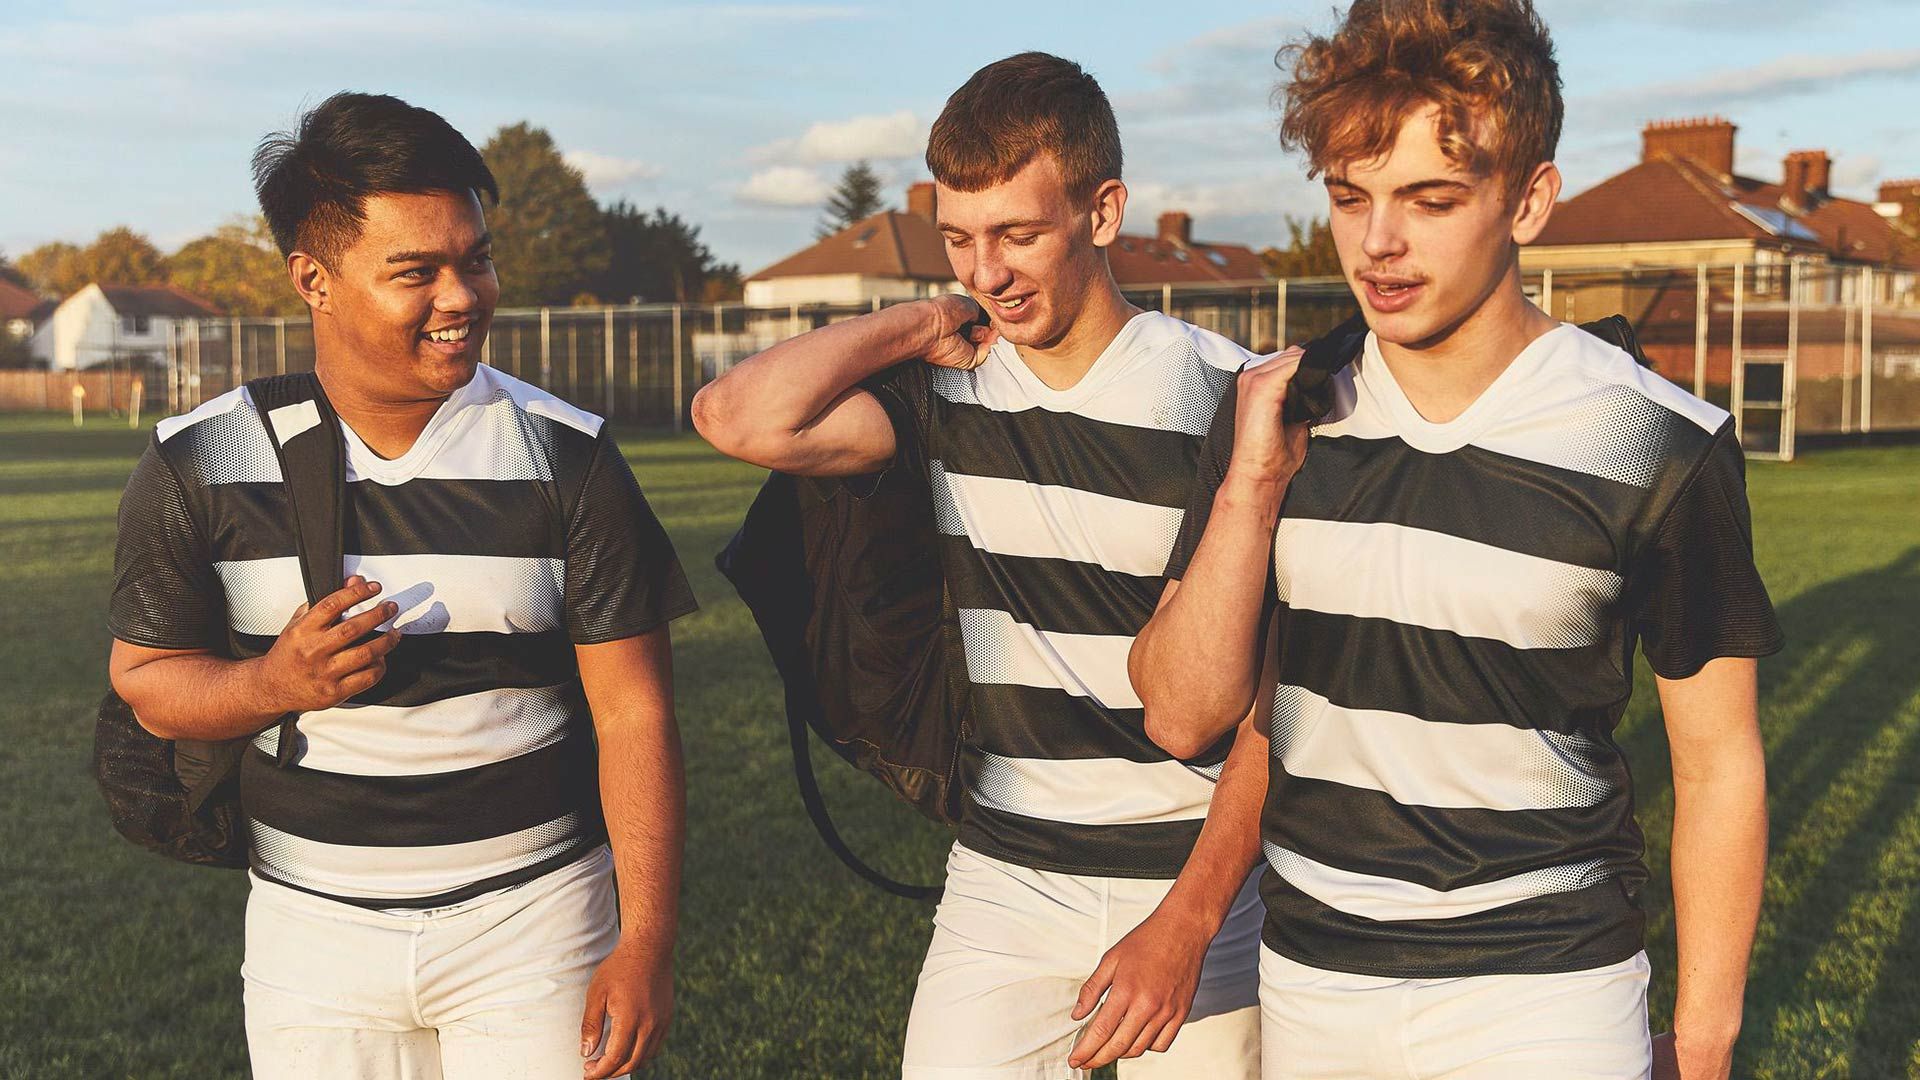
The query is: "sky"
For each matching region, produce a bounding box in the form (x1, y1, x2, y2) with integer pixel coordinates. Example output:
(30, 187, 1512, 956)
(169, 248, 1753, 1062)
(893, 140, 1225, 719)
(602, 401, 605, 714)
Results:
(2, 0, 1918, 275)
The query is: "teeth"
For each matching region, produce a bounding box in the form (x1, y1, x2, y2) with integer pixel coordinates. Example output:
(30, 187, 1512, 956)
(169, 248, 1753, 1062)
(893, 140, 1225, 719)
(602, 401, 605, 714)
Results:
(427, 326, 470, 343)
(997, 298, 1026, 310)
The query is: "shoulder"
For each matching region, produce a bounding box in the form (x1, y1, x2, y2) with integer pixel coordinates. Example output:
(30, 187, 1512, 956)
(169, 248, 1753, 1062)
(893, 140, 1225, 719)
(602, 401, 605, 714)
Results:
(1556, 326, 1727, 436)
(1142, 312, 1258, 372)
(464, 364, 606, 439)
(151, 385, 281, 485)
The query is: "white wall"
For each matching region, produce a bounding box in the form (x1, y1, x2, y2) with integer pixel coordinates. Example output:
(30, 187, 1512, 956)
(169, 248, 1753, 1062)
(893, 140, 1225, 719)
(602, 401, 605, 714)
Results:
(47, 284, 191, 370)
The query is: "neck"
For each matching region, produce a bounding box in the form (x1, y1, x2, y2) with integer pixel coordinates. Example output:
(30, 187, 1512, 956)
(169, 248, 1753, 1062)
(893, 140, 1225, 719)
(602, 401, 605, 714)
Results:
(1013, 275, 1141, 391)
(313, 353, 450, 460)
(1374, 261, 1557, 424)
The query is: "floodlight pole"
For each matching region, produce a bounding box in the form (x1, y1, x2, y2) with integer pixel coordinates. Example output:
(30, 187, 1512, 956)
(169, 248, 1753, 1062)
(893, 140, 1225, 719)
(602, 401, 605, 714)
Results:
(1861, 266, 1874, 435)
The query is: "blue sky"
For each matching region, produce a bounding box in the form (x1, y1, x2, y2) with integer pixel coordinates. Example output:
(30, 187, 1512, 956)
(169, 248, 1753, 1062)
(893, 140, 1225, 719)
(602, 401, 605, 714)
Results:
(3, 0, 1918, 274)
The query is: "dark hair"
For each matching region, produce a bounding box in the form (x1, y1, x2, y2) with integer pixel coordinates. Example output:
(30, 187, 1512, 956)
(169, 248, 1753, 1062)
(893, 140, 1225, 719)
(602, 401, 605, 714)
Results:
(252, 92, 498, 266)
(1277, 0, 1562, 194)
(927, 52, 1121, 203)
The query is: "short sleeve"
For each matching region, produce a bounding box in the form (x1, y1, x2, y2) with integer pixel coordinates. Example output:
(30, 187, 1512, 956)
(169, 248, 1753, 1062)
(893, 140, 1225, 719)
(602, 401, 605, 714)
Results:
(1163, 379, 1240, 581)
(109, 441, 223, 650)
(862, 360, 935, 467)
(1631, 421, 1784, 679)
(564, 432, 699, 644)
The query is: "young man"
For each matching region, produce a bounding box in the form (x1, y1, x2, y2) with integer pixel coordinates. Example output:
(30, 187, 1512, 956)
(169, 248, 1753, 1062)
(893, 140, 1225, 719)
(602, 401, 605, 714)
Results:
(695, 52, 1266, 1079)
(107, 93, 695, 1080)
(1130, 3, 1781, 1078)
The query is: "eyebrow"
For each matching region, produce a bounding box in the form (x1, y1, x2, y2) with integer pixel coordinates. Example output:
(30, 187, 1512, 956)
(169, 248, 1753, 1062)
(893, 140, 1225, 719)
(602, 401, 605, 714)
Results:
(385, 232, 494, 265)
(1325, 177, 1475, 197)
(937, 219, 1052, 234)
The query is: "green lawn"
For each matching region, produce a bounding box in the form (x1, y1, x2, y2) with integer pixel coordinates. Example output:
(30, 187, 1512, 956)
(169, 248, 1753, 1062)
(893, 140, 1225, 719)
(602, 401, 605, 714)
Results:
(0, 413, 1915, 1079)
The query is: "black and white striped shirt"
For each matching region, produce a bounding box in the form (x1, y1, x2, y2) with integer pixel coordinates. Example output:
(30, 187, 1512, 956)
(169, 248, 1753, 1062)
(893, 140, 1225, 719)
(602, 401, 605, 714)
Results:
(875, 311, 1248, 878)
(110, 365, 696, 908)
(1170, 324, 1782, 977)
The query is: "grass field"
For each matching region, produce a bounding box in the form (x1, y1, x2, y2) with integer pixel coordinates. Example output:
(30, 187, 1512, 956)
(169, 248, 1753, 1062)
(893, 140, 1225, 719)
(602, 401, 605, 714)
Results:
(1, 412, 1916, 1079)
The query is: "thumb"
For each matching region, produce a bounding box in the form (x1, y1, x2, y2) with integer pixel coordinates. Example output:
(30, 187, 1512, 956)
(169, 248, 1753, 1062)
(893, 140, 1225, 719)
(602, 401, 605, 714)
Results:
(580, 984, 607, 1058)
(1072, 951, 1119, 1021)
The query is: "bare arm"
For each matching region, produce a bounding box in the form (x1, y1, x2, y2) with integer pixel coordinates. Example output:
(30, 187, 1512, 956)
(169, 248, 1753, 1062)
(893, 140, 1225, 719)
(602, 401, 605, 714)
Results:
(1132, 351, 1308, 757)
(1655, 656, 1767, 1080)
(108, 575, 400, 740)
(690, 294, 992, 477)
(575, 627, 685, 1079)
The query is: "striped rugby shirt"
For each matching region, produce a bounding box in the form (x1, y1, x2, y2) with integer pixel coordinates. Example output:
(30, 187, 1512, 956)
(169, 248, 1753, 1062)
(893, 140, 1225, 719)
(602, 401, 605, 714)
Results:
(872, 310, 1248, 879)
(1169, 323, 1782, 977)
(109, 364, 696, 908)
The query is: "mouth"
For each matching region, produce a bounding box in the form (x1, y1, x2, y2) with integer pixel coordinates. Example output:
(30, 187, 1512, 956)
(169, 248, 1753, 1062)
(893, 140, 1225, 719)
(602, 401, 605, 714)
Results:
(1358, 275, 1426, 313)
(422, 324, 472, 345)
(986, 294, 1034, 320)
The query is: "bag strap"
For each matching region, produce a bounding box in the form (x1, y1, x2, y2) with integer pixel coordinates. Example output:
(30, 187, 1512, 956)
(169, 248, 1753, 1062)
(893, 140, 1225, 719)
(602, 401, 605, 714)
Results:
(786, 700, 942, 901)
(247, 372, 349, 769)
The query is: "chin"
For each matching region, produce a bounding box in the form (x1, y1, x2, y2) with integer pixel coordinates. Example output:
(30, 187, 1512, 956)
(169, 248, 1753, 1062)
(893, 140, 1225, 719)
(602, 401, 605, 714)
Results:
(415, 355, 479, 395)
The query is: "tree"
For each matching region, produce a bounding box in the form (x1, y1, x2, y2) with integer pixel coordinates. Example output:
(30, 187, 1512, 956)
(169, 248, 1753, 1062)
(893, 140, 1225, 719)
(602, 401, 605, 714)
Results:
(481, 123, 610, 307)
(1260, 215, 1342, 279)
(169, 216, 306, 317)
(818, 160, 886, 238)
(17, 241, 84, 296)
(0, 249, 26, 289)
(76, 226, 168, 287)
(594, 201, 741, 305)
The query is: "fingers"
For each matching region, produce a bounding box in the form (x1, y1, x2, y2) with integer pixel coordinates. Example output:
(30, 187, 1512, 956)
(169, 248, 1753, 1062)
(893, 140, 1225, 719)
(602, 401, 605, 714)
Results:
(1071, 954, 1117, 1022)
(585, 1008, 640, 1080)
(1077, 999, 1154, 1070)
(332, 627, 402, 671)
(328, 600, 399, 648)
(1148, 1006, 1188, 1053)
(302, 576, 380, 628)
(579, 990, 607, 1061)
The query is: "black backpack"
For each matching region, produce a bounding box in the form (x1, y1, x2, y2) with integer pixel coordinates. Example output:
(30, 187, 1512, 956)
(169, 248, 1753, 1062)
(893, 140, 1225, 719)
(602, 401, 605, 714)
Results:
(92, 373, 347, 868)
(717, 312, 1652, 899)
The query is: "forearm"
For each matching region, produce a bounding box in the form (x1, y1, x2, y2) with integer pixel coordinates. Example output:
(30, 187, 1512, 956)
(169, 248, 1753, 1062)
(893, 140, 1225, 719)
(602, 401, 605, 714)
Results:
(1156, 716, 1269, 930)
(691, 300, 935, 465)
(598, 708, 686, 954)
(1669, 761, 1767, 1054)
(112, 651, 286, 741)
(1136, 476, 1287, 755)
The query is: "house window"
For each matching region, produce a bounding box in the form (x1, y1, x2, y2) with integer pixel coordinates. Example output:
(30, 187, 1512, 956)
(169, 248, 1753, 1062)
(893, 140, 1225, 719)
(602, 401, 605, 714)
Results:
(121, 314, 151, 334)
(1880, 349, 1920, 379)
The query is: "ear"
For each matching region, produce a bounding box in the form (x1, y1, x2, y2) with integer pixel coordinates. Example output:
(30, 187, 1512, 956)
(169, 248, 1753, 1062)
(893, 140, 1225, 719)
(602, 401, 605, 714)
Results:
(1089, 179, 1127, 248)
(1508, 161, 1561, 246)
(288, 252, 331, 315)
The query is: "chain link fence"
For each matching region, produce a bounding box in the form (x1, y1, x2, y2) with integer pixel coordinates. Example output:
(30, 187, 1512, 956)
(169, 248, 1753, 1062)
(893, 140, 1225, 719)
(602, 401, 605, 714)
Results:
(28, 263, 1920, 461)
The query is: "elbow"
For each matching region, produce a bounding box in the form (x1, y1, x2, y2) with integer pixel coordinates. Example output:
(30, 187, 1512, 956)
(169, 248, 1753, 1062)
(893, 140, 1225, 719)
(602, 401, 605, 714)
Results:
(691, 380, 784, 468)
(109, 677, 179, 741)
(1143, 710, 1223, 760)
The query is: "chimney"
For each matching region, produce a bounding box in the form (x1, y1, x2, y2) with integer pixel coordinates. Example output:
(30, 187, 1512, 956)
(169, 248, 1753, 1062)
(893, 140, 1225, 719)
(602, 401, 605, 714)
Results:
(1781, 150, 1831, 212)
(1157, 211, 1193, 247)
(907, 181, 937, 224)
(1876, 178, 1920, 221)
(1641, 117, 1737, 178)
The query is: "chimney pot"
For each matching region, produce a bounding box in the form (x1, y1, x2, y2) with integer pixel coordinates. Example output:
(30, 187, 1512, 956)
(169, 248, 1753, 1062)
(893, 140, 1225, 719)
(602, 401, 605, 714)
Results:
(1641, 117, 1737, 178)
(1781, 150, 1830, 213)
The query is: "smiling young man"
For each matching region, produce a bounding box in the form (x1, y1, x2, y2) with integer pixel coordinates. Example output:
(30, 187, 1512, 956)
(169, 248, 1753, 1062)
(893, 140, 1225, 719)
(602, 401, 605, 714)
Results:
(107, 93, 694, 1079)
(1129, 3, 1782, 1078)
(695, 52, 1268, 1079)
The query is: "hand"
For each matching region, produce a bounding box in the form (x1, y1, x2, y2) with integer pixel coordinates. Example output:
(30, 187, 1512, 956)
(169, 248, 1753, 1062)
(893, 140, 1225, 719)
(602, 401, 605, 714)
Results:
(1653, 1029, 1736, 1080)
(1066, 908, 1214, 1071)
(1223, 346, 1311, 491)
(920, 294, 998, 371)
(253, 575, 402, 714)
(581, 938, 674, 1079)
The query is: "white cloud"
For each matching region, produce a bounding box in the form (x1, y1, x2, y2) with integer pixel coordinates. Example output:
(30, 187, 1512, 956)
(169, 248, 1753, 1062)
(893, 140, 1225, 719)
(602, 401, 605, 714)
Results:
(737, 166, 833, 207)
(563, 150, 663, 190)
(751, 110, 924, 164)
(1598, 48, 1920, 113)
(1833, 154, 1884, 193)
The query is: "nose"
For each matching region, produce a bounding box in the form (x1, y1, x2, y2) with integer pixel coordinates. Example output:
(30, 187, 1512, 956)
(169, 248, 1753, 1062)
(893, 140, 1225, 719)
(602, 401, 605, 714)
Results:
(969, 242, 1015, 297)
(1361, 205, 1407, 264)
(434, 271, 478, 314)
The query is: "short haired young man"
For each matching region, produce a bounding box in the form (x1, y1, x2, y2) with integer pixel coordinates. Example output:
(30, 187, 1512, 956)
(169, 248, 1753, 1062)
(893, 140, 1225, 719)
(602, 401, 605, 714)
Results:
(107, 93, 695, 1080)
(696, 52, 1267, 1079)
(1130, 3, 1782, 1078)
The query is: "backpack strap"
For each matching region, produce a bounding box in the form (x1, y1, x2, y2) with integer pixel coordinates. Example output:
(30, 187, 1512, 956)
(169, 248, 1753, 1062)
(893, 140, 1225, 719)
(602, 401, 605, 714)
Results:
(247, 372, 349, 769)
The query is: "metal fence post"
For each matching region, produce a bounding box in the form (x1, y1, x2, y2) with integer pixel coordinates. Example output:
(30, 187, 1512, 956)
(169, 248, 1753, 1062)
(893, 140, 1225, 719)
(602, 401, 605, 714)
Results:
(539, 307, 551, 384)
(1861, 266, 1874, 435)
(230, 316, 243, 388)
(672, 304, 684, 434)
(603, 308, 616, 417)
(1541, 268, 1553, 316)
(275, 317, 287, 375)
(1161, 283, 1172, 315)
(1693, 264, 1707, 399)
(1731, 264, 1745, 446)
(1783, 260, 1800, 461)
(1276, 279, 1289, 347)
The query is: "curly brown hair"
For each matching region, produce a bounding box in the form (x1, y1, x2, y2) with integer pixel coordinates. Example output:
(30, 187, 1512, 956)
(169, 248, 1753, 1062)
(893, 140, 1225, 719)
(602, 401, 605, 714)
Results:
(1276, 0, 1562, 193)
(927, 52, 1121, 204)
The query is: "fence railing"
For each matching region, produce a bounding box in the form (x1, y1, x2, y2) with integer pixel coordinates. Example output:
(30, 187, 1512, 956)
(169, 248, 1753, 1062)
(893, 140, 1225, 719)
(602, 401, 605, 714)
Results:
(20, 262, 1920, 461)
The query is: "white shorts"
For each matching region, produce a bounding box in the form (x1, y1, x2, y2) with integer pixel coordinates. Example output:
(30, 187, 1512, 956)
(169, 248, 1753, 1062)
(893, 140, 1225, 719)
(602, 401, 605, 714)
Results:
(901, 842, 1263, 1080)
(242, 845, 621, 1080)
(1259, 945, 1653, 1080)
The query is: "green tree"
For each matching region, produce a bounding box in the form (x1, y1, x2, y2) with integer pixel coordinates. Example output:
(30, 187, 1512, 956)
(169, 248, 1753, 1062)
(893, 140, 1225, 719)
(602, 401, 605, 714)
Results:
(594, 201, 741, 305)
(817, 160, 886, 238)
(18, 241, 84, 295)
(481, 123, 610, 306)
(76, 226, 168, 287)
(169, 216, 305, 317)
(1260, 215, 1342, 279)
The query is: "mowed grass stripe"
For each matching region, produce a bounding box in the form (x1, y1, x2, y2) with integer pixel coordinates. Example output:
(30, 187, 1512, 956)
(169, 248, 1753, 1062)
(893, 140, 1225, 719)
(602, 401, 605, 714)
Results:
(0, 412, 1916, 1078)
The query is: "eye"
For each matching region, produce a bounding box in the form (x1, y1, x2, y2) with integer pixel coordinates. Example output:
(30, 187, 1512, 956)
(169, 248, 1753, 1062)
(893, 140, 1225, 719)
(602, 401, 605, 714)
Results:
(943, 234, 971, 249)
(1331, 195, 1364, 211)
(396, 266, 433, 281)
(1416, 200, 1457, 213)
(1006, 233, 1038, 246)
(468, 253, 494, 272)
